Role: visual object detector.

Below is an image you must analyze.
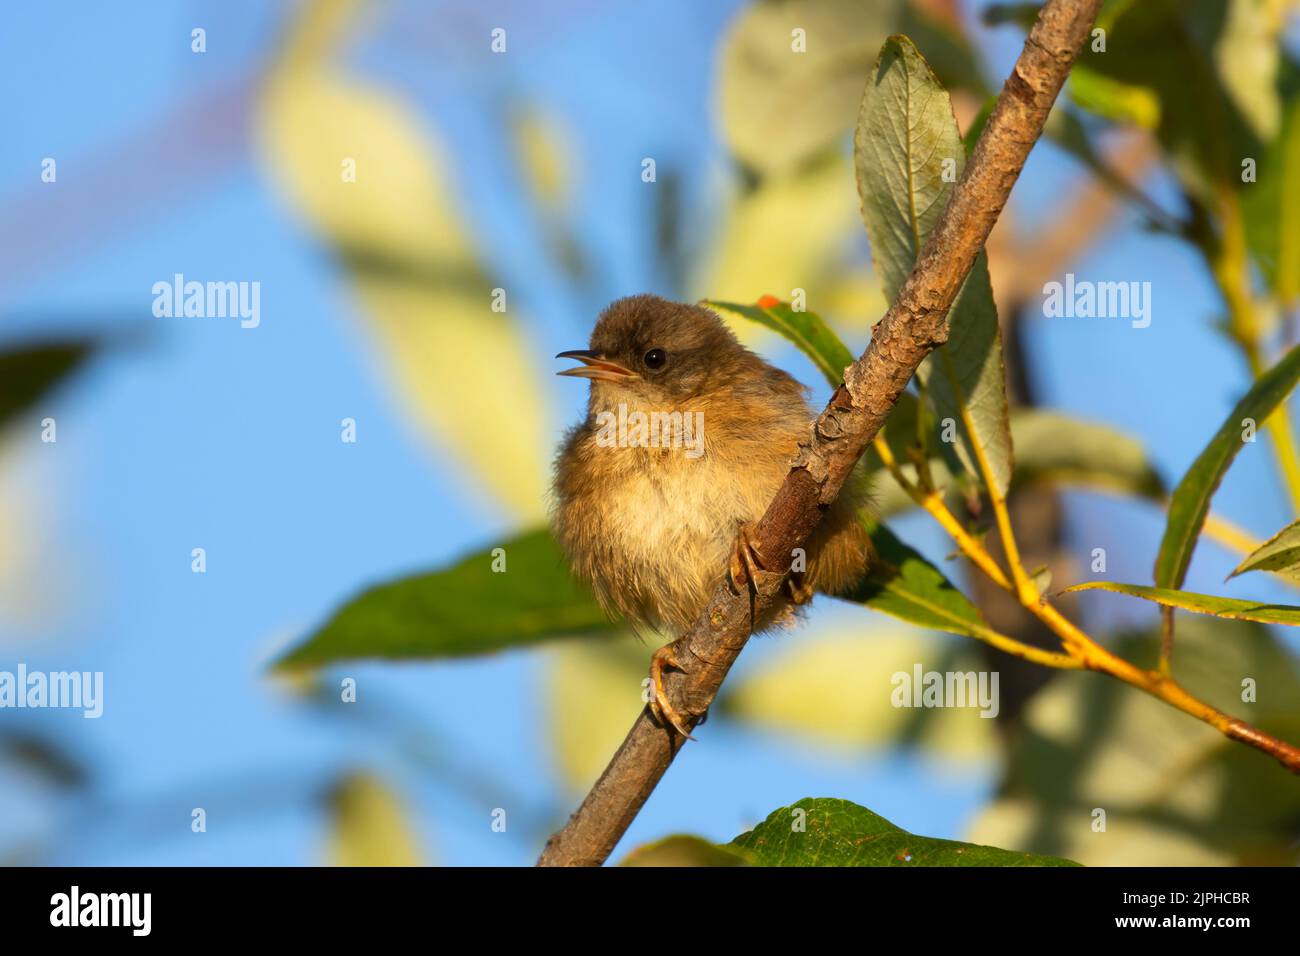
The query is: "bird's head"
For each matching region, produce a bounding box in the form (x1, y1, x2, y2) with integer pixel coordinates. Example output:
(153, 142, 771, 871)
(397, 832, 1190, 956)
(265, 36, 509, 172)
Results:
(556, 294, 755, 407)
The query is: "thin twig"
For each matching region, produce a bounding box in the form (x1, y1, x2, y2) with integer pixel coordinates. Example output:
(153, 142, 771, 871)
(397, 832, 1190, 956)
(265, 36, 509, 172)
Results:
(536, 0, 1107, 867)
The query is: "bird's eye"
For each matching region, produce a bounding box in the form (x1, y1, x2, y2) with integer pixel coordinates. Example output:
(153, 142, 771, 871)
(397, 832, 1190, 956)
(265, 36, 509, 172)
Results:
(643, 348, 667, 370)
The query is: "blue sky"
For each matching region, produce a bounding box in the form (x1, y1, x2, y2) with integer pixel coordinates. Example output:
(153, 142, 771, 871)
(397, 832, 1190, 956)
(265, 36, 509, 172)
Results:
(0, 1, 1296, 865)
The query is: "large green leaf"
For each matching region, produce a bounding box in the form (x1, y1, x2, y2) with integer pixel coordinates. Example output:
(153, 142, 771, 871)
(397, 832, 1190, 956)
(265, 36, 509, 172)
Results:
(844, 519, 988, 639)
(968, 617, 1300, 864)
(274, 528, 613, 670)
(0, 341, 93, 432)
(1228, 518, 1300, 582)
(730, 797, 1078, 866)
(1065, 580, 1300, 626)
(1011, 409, 1165, 498)
(854, 35, 1014, 496)
(1155, 343, 1300, 590)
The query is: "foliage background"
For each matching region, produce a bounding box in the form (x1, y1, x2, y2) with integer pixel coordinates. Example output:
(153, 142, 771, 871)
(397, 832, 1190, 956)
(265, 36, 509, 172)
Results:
(1, 0, 1298, 865)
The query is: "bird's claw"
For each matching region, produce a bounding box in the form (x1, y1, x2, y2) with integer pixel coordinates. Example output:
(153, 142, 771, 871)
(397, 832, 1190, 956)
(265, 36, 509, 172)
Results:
(727, 522, 767, 595)
(648, 643, 695, 739)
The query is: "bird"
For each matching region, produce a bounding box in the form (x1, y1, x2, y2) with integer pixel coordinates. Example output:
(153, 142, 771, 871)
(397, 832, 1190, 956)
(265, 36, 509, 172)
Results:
(551, 294, 873, 737)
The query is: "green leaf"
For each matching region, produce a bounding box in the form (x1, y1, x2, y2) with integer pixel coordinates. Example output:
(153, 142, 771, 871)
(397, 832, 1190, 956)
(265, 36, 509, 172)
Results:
(842, 519, 988, 640)
(1228, 519, 1300, 582)
(0, 341, 93, 432)
(1067, 67, 1161, 129)
(618, 835, 752, 867)
(854, 35, 1014, 496)
(1155, 343, 1300, 590)
(1064, 581, 1300, 627)
(730, 797, 1079, 866)
(274, 528, 613, 670)
(1011, 409, 1165, 498)
(705, 299, 855, 386)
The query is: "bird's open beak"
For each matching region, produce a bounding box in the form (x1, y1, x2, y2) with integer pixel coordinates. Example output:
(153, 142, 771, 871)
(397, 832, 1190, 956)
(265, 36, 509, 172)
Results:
(555, 349, 637, 383)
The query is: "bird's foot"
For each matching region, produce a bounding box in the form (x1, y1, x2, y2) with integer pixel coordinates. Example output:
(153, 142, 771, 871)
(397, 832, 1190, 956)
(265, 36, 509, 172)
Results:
(648, 643, 695, 739)
(727, 522, 767, 595)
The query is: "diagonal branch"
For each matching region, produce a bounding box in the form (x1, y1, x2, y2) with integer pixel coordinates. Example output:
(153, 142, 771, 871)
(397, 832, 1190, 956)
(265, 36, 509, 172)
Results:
(537, 0, 1106, 867)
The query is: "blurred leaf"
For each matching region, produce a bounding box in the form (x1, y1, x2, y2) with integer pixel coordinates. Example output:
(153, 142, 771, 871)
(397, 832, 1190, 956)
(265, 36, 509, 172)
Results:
(0, 341, 93, 432)
(717, 0, 903, 175)
(511, 106, 574, 212)
(705, 298, 854, 384)
(968, 617, 1300, 864)
(618, 835, 752, 867)
(731, 797, 1079, 865)
(981, 3, 1041, 28)
(719, 628, 998, 760)
(1067, 68, 1161, 129)
(1244, 77, 1300, 302)
(1010, 409, 1165, 498)
(1070, 0, 1267, 202)
(544, 639, 649, 794)
(1155, 343, 1300, 590)
(274, 528, 612, 670)
(0, 733, 87, 789)
(855, 35, 1014, 496)
(717, 0, 985, 175)
(844, 519, 989, 640)
(1065, 581, 1300, 626)
(693, 153, 862, 334)
(1228, 518, 1300, 581)
(259, 2, 550, 519)
(327, 772, 422, 867)
(1213, 0, 1282, 141)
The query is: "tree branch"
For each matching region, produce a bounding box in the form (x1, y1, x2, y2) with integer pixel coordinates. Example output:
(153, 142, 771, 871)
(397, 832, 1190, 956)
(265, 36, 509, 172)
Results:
(536, 0, 1106, 867)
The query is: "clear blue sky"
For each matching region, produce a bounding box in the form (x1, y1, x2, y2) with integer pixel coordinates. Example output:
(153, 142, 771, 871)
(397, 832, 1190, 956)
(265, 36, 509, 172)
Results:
(0, 1, 1295, 865)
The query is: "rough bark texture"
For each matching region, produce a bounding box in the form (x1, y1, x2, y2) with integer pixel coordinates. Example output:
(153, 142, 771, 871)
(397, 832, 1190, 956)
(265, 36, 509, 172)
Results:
(537, 0, 1107, 867)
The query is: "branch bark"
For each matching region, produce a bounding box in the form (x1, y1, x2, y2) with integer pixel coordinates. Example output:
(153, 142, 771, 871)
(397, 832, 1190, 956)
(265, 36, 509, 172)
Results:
(537, 0, 1106, 867)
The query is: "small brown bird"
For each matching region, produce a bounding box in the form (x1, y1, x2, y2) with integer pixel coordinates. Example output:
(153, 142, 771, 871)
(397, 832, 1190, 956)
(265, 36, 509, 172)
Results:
(552, 294, 872, 736)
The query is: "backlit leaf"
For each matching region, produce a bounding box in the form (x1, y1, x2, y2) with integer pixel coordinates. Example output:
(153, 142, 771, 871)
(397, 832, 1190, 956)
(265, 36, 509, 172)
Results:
(1155, 343, 1300, 589)
(854, 35, 1013, 496)
(1064, 580, 1300, 626)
